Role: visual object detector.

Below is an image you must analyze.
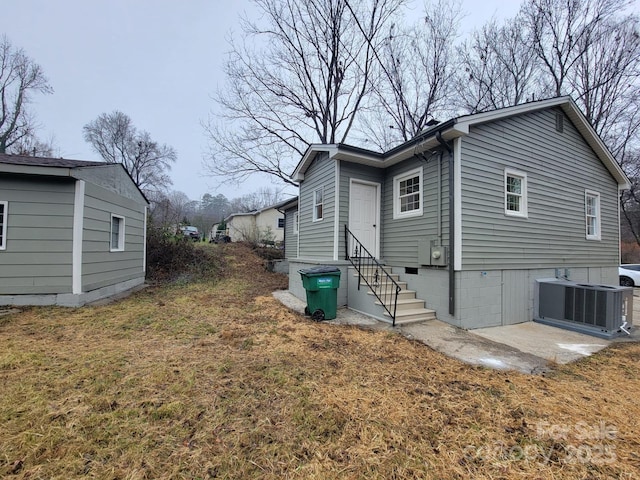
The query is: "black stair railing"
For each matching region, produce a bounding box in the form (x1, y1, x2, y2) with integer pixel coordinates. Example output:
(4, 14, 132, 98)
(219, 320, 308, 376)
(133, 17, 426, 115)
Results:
(345, 225, 401, 326)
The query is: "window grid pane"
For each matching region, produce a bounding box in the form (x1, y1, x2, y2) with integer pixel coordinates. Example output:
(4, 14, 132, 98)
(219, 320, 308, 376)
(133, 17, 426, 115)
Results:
(399, 175, 420, 212)
(314, 189, 323, 220)
(111, 217, 120, 249)
(505, 174, 524, 214)
(506, 176, 521, 194)
(586, 193, 599, 238)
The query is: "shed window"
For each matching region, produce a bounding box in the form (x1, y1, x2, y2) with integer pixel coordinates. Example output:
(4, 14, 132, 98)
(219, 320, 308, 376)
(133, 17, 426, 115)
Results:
(0, 201, 7, 250)
(277, 217, 285, 229)
(504, 169, 527, 217)
(585, 191, 601, 240)
(110, 214, 125, 251)
(313, 188, 324, 221)
(293, 211, 299, 234)
(393, 167, 423, 219)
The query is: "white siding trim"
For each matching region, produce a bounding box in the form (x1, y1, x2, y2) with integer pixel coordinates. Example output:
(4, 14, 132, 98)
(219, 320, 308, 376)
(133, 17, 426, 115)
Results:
(143, 206, 148, 272)
(333, 160, 340, 260)
(393, 166, 424, 219)
(0, 201, 7, 250)
(504, 168, 528, 218)
(110, 214, 126, 251)
(585, 190, 601, 240)
(72, 180, 85, 294)
(454, 138, 462, 271)
(296, 208, 300, 258)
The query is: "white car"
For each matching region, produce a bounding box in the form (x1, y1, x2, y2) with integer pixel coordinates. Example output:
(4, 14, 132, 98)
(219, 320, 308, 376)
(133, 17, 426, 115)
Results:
(619, 264, 640, 287)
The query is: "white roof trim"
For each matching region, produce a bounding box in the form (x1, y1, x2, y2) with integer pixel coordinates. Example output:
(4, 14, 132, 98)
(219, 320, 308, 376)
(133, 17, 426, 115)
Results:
(292, 97, 630, 189)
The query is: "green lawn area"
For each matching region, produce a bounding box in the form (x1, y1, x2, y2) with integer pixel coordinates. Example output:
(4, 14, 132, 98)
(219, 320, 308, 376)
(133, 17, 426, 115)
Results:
(1, 243, 639, 479)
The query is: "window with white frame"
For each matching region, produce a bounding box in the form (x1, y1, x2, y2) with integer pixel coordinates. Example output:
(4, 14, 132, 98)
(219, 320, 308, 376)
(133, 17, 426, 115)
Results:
(504, 169, 527, 217)
(110, 214, 125, 251)
(0, 201, 7, 250)
(393, 167, 423, 219)
(585, 191, 601, 240)
(293, 211, 299, 234)
(313, 188, 324, 221)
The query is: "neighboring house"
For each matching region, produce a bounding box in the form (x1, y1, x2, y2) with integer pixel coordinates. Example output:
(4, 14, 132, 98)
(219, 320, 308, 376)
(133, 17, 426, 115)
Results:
(285, 96, 630, 329)
(0, 154, 149, 307)
(278, 197, 299, 259)
(225, 201, 287, 244)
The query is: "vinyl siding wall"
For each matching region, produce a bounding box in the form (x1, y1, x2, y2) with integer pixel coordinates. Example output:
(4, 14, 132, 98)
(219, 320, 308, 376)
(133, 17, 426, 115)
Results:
(284, 206, 298, 259)
(339, 161, 384, 260)
(381, 152, 449, 266)
(0, 175, 75, 294)
(255, 208, 284, 243)
(82, 182, 146, 291)
(298, 152, 335, 259)
(460, 107, 620, 270)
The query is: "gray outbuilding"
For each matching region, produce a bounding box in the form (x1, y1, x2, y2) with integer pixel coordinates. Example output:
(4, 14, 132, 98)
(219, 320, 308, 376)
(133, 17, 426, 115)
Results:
(0, 154, 149, 306)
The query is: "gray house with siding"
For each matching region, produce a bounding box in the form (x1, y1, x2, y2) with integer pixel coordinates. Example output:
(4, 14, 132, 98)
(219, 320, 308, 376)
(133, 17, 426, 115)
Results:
(285, 97, 630, 329)
(0, 154, 149, 306)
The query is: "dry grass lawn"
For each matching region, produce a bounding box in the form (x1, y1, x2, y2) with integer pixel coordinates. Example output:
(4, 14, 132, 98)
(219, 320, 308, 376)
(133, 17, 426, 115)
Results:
(1, 243, 639, 479)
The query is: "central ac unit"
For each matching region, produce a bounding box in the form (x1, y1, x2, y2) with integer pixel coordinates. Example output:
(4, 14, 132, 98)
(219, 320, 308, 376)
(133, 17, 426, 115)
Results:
(535, 279, 633, 338)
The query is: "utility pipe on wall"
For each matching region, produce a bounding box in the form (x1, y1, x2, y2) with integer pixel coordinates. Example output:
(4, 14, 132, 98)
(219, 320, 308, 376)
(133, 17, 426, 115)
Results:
(436, 131, 455, 316)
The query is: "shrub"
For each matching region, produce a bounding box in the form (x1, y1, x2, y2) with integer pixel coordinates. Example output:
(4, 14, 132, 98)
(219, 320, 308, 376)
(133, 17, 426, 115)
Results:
(146, 224, 224, 283)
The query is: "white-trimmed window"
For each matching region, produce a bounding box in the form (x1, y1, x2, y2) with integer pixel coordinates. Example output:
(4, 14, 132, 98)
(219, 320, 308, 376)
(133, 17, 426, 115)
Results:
(585, 190, 601, 240)
(293, 211, 299, 235)
(504, 169, 527, 217)
(0, 201, 7, 250)
(393, 167, 423, 219)
(110, 214, 125, 251)
(313, 188, 324, 221)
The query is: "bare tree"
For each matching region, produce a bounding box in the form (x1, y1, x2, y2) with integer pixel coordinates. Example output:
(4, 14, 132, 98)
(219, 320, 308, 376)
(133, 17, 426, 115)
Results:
(83, 111, 177, 195)
(8, 132, 58, 157)
(204, 0, 404, 186)
(0, 36, 53, 153)
(457, 15, 544, 113)
(228, 187, 286, 213)
(358, 0, 462, 149)
(523, 0, 632, 97)
(148, 190, 198, 230)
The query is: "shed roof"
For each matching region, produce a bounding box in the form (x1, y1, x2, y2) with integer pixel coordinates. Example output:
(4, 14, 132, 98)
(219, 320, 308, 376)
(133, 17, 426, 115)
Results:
(0, 154, 105, 168)
(0, 153, 149, 204)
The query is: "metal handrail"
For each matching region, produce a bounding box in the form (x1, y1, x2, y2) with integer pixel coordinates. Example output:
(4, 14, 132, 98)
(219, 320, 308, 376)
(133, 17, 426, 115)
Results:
(344, 225, 401, 325)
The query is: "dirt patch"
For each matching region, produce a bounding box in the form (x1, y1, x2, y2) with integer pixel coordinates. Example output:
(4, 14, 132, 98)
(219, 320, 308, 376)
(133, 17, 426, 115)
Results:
(1, 243, 639, 479)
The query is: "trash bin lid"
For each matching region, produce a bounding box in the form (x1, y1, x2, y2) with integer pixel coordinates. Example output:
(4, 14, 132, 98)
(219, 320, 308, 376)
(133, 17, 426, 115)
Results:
(298, 266, 341, 275)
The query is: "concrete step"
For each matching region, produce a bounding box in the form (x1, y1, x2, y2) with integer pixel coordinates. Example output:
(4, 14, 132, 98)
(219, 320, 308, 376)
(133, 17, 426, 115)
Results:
(375, 297, 425, 312)
(384, 308, 437, 325)
(355, 272, 400, 282)
(361, 280, 407, 291)
(368, 289, 417, 300)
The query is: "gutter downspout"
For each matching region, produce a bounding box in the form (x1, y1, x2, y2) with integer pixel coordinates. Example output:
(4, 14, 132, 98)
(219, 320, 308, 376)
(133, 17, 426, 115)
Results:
(436, 131, 455, 316)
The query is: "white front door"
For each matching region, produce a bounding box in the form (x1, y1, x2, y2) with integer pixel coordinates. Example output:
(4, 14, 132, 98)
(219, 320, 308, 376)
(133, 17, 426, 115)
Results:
(349, 180, 379, 258)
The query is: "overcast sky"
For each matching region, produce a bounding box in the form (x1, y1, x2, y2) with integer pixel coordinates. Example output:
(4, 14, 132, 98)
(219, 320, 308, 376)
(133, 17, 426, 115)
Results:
(3, 0, 527, 202)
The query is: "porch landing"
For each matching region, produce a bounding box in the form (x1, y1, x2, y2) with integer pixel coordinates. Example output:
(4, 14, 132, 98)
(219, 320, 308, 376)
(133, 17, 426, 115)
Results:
(272, 289, 637, 374)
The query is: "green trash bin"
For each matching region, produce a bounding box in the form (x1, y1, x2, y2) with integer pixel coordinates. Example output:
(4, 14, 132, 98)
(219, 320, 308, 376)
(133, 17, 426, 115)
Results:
(298, 266, 341, 321)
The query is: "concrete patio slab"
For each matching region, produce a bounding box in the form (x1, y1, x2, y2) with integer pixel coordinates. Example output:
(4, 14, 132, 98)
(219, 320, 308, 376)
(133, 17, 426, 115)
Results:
(273, 289, 639, 374)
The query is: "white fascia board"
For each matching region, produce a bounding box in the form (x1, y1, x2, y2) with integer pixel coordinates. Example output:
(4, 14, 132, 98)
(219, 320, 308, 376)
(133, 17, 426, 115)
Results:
(560, 102, 630, 190)
(292, 144, 339, 181)
(455, 96, 571, 130)
(0, 164, 73, 177)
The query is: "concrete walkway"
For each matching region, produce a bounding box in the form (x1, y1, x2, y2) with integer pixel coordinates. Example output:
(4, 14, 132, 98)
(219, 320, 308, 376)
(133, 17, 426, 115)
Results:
(272, 290, 638, 375)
